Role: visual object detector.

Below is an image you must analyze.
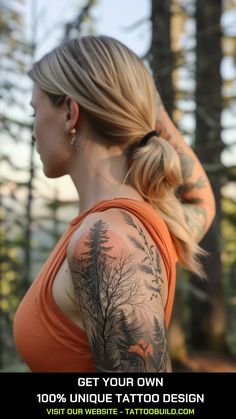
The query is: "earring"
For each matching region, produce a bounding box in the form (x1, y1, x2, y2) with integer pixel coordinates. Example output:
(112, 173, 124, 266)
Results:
(70, 128, 79, 150)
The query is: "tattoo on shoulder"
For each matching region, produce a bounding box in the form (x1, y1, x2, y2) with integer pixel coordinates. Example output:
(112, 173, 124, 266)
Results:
(70, 218, 170, 372)
(120, 210, 164, 299)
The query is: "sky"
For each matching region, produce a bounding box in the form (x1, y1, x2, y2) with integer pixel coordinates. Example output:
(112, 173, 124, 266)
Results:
(6, 0, 236, 202)
(30, 0, 151, 59)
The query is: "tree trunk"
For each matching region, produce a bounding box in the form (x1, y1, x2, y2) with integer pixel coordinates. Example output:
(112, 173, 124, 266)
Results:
(189, 0, 225, 350)
(150, 0, 174, 117)
(150, 0, 188, 363)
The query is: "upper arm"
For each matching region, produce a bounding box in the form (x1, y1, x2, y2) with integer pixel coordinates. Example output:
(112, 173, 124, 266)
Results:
(67, 210, 171, 372)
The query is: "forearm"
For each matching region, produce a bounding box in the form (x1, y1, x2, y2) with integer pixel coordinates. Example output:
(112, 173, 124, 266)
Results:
(155, 99, 216, 240)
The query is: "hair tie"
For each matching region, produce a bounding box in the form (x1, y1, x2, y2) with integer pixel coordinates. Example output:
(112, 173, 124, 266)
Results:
(139, 130, 160, 147)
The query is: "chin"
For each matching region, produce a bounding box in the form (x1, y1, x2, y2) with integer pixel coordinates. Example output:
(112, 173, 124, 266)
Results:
(43, 164, 67, 179)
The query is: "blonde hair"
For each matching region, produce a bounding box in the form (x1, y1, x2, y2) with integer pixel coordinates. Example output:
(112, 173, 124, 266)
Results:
(28, 35, 205, 277)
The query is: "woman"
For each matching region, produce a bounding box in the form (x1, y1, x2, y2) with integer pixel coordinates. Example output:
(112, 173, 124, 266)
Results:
(14, 35, 215, 372)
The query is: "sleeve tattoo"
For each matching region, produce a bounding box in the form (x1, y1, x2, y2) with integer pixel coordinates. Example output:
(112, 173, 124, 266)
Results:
(69, 213, 171, 372)
(155, 102, 213, 241)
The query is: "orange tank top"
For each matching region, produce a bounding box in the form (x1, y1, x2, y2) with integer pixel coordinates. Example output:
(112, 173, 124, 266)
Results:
(13, 198, 177, 372)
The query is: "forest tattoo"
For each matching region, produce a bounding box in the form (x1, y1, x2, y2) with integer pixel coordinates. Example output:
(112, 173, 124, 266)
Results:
(120, 210, 163, 300)
(70, 218, 170, 372)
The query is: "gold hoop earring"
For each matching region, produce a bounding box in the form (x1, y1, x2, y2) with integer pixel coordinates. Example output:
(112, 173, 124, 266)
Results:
(70, 128, 79, 150)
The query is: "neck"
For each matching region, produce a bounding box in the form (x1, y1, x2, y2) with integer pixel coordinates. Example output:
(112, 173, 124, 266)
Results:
(68, 144, 134, 214)
(80, 183, 140, 214)
(68, 134, 146, 214)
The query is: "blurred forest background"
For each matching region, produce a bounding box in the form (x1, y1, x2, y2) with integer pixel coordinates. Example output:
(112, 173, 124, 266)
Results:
(0, 0, 236, 371)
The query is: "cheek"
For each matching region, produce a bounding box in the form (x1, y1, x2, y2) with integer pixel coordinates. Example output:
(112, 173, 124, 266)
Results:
(35, 111, 64, 145)
(35, 113, 72, 177)
(34, 113, 49, 141)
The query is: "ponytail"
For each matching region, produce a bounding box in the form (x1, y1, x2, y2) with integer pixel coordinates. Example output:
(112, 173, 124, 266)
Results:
(127, 133, 206, 278)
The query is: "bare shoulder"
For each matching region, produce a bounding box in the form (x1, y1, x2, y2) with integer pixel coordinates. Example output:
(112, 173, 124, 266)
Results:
(67, 207, 171, 371)
(67, 207, 168, 306)
(68, 208, 171, 372)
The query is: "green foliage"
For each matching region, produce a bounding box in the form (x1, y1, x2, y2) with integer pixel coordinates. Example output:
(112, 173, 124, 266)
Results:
(221, 196, 236, 354)
(222, 195, 236, 268)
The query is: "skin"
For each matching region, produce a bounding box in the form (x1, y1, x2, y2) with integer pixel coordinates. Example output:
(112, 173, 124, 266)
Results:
(30, 84, 215, 372)
(68, 210, 171, 372)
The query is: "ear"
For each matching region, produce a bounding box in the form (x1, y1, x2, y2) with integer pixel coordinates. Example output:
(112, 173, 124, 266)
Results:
(64, 96, 80, 134)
